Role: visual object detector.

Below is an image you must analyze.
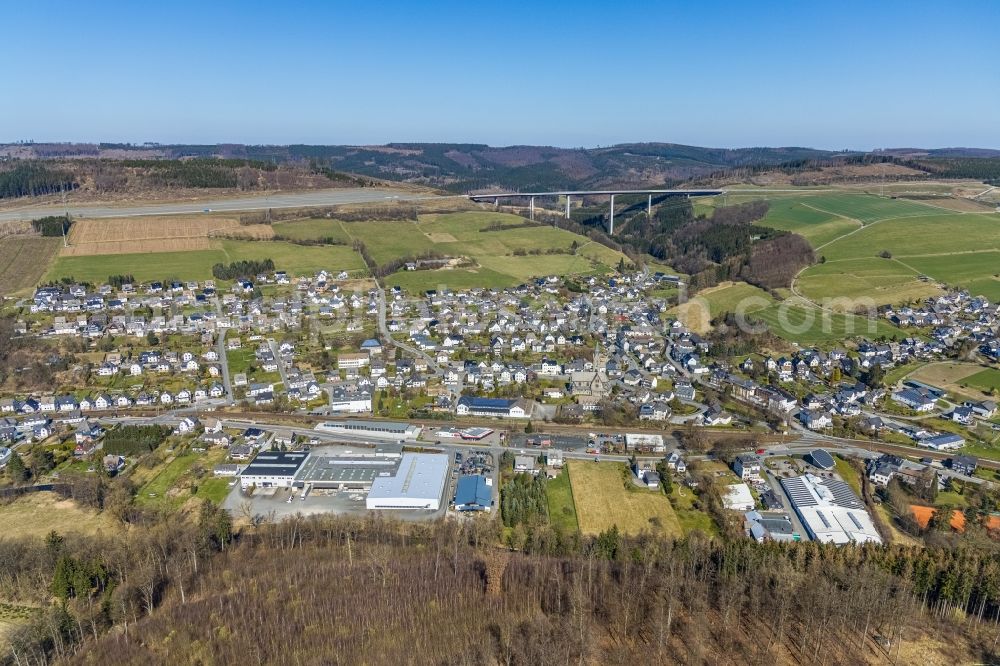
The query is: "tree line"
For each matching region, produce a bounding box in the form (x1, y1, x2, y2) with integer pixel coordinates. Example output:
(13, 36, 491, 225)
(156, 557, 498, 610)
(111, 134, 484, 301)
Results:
(106, 274, 135, 289)
(101, 425, 172, 456)
(500, 471, 549, 527)
(30, 215, 72, 237)
(0, 163, 77, 199)
(211, 258, 274, 281)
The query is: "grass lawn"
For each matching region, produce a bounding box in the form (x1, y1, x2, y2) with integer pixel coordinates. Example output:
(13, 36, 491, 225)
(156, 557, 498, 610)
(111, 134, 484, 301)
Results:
(786, 204, 1000, 304)
(787, 193, 942, 225)
(338, 212, 626, 292)
(753, 303, 904, 346)
(476, 253, 608, 281)
(949, 441, 1000, 464)
(219, 239, 365, 275)
(962, 368, 1000, 393)
(42, 209, 623, 291)
(796, 257, 940, 305)
(759, 198, 861, 248)
(834, 455, 862, 496)
(566, 461, 682, 537)
(195, 477, 235, 504)
(272, 219, 354, 243)
(820, 212, 1000, 262)
(884, 361, 928, 387)
(226, 348, 257, 375)
(385, 267, 521, 293)
(667, 483, 718, 536)
(545, 468, 579, 532)
(137, 453, 200, 504)
(671, 282, 775, 333)
(934, 490, 968, 508)
(47, 248, 226, 283)
(908, 362, 992, 401)
(45, 238, 365, 285)
(0, 602, 40, 649)
(0, 491, 118, 538)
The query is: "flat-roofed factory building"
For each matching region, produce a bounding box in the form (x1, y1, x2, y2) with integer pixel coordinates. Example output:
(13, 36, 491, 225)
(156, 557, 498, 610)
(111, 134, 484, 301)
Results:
(239, 451, 309, 490)
(295, 451, 401, 491)
(780, 473, 882, 545)
(315, 420, 422, 440)
(366, 452, 449, 511)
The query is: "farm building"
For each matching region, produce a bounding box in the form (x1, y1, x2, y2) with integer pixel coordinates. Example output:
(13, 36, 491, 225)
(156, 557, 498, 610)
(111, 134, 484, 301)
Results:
(454, 475, 492, 511)
(239, 451, 309, 490)
(780, 474, 882, 545)
(366, 453, 449, 511)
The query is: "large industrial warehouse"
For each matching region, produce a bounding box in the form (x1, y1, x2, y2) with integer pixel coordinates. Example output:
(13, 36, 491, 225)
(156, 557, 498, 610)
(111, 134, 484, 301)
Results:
(366, 452, 450, 511)
(780, 474, 882, 545)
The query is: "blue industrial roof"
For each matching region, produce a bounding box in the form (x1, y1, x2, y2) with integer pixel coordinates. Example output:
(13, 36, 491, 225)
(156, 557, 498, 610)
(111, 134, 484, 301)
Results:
(454, 475, 491, 509)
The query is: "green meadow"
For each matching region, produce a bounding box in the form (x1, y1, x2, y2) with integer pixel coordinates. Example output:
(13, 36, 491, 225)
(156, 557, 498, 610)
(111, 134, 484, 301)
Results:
(45, 239, 366, 284)
(341, 211, 627, 291)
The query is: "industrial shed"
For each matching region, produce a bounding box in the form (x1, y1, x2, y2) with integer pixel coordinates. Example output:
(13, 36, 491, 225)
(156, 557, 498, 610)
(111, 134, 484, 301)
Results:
(366, 453, 449, 511)
(296, 453, 400, 491)
(453, 475, 492, 511)
(316, 420, 422, 440)
(780, 474, 882, 545)
(239, 451, 309, 490)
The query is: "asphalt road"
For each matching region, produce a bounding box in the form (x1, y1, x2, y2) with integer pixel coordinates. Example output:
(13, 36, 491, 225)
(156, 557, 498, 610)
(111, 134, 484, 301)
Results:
(0, 188, 455, 222)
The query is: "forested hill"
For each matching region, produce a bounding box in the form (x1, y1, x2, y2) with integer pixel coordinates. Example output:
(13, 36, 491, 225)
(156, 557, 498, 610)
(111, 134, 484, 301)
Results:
(0, 158, 376, 201)
(6, 513, 995, 665)
(1, 142, 846, 193)
(5, 142, 1000, 193)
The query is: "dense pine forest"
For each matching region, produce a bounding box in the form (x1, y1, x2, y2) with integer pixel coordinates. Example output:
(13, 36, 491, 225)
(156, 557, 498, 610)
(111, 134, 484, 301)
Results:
(0, 164, 77, 199)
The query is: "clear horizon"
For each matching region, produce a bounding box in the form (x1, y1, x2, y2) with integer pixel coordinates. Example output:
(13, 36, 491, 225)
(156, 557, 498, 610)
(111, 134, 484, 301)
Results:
(3, 139, 998, 153)
(4, 0, 999, 149)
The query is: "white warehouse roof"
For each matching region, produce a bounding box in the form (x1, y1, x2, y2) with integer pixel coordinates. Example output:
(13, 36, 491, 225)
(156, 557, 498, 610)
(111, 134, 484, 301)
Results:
(780, 474, 882, 545)
(723, 483, 755, 511)
(366, 453, 449, 511)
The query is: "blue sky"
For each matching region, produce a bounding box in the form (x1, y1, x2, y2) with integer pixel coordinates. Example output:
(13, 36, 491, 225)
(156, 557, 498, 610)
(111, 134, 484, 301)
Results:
(3, 0, 998, 148)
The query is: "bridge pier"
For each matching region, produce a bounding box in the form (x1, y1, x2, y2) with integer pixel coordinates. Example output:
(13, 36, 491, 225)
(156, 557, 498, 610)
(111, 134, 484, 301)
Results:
(647, 194, 652, 218)
(565, 195, 571, 219)
(608, 194, 615, 235)
(494, 197, 499, 209)
(529, 196, 535, 221)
